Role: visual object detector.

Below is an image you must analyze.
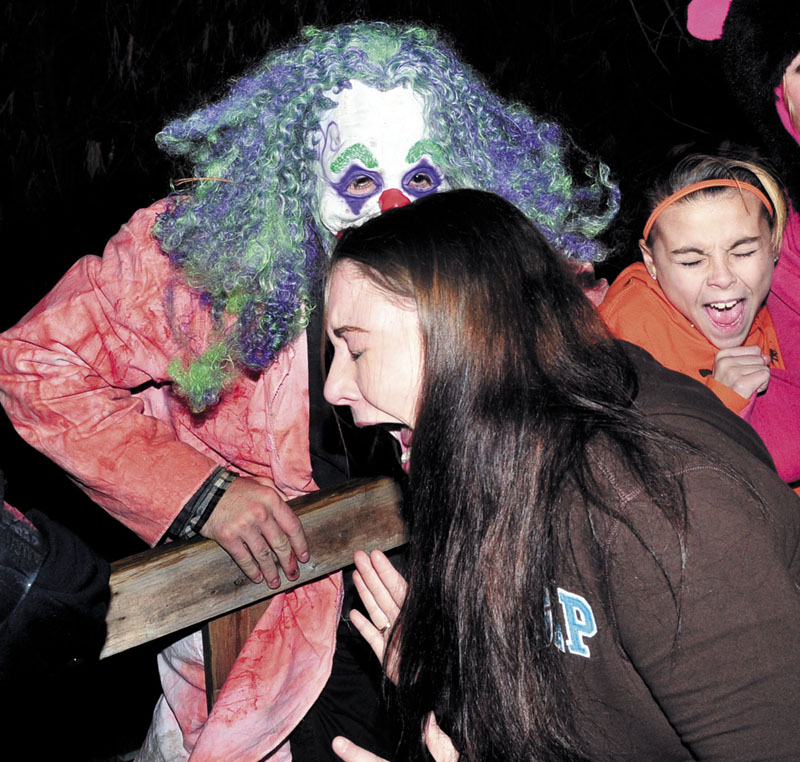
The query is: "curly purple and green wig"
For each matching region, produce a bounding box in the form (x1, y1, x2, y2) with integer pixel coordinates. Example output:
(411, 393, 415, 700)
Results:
(154, 21, 619, 412)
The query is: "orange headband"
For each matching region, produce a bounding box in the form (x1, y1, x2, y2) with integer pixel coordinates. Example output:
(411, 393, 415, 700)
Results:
(643, 179, 774, 241)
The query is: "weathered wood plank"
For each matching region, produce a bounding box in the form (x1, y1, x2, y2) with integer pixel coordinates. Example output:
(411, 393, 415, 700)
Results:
(101, 477, 405, 658)
(203, 600, 272, 710)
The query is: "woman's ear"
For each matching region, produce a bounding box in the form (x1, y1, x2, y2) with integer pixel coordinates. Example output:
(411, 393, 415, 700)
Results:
(639, 239, 658, 280)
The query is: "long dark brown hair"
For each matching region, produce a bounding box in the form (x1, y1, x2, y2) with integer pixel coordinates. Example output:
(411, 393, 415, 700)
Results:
(332, 189, 688, 762)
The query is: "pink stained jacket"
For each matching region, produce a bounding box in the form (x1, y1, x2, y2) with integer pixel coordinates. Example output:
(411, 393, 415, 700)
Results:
(0, 202, 342, 760)
(751, 83, 800, 487)
(754, 207, 800, 487)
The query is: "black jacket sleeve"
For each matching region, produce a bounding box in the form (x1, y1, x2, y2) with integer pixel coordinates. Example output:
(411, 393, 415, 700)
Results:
(0, 474, 110, 683)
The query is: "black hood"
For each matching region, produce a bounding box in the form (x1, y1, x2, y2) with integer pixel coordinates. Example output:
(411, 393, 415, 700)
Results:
(711, 0, 800, 203)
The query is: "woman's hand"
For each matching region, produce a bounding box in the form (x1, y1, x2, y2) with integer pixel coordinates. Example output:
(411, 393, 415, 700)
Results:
(712, 345, 771, 398)
(332, 714, 459, 762)
(351, 549, 407, 682)
(331, 736, 388, 762)
(423, 714, 460, 762)
(345, 552, 460, 762)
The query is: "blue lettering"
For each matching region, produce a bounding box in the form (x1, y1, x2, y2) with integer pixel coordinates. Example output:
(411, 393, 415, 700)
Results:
(557, 588, 597, 658)
(544, 589, 566, 652)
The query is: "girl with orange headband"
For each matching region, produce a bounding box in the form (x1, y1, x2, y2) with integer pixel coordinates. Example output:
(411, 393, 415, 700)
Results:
(599, 153, 800, 494)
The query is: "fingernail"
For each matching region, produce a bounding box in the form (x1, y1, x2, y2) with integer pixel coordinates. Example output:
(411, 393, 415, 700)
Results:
(288, 569, 299, 581)
(268, 577, 281, 589)
(300, 551, 310, 563)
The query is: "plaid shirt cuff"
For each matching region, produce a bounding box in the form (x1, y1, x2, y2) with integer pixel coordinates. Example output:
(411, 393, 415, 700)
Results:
(164, 466, 237, 541)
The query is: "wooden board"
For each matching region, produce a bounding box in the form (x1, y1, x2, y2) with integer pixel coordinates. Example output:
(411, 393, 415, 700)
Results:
(203, 599, 273, 710)
(101, 477, 405, 659)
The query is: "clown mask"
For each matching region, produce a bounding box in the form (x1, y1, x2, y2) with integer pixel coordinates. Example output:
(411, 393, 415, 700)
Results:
(313, 80, 449, 234)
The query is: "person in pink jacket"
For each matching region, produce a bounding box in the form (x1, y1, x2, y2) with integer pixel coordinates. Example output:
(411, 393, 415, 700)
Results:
(0, 21, 619, 762)
(687, 0, 800, 488)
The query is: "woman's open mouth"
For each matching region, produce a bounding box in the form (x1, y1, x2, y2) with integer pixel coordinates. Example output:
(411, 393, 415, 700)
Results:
(383, 424, 414, 473)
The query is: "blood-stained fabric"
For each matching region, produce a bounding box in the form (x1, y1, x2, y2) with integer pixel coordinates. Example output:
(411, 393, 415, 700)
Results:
(0, 203, 343, 760)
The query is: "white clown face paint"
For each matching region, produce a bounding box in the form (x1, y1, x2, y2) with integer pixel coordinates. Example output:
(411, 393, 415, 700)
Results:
(313, 80, 449, 234)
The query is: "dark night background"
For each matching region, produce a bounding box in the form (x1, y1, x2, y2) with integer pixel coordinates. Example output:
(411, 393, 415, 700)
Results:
(0, 1, 761, 758)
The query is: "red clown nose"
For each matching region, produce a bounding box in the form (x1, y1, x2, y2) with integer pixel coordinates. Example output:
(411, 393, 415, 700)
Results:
(379, 188, 411, 212)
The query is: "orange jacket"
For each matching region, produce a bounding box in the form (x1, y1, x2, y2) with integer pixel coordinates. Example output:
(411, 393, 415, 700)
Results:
(598, 262, 784, 414)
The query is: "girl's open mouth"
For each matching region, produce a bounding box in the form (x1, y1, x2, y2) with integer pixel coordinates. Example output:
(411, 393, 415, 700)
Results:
(704, 298, 745, 332)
